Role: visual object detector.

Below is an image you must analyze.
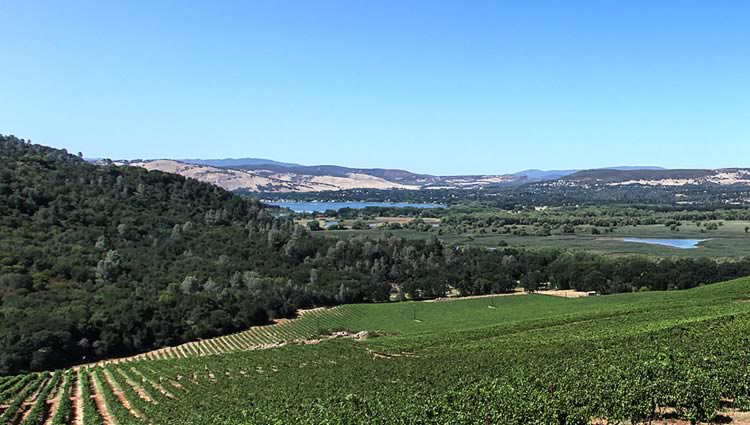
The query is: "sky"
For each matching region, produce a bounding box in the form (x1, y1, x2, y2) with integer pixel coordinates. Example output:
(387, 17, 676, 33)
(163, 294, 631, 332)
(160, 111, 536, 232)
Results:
(1, 1, 749, 175)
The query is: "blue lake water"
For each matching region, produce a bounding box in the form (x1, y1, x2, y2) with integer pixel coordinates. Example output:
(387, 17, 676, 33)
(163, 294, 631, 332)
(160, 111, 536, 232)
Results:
(622, 238, 707, 249)
(268, 201, 447, 213)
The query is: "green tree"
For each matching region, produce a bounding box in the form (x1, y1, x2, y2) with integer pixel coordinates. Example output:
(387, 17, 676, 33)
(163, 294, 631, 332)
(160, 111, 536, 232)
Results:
(307, 220, 322, 231)
(95, 250, 123, 283)
(536, 224, 552, 237)
(180, 276, 201, 293)
(521, 270, 544, 293)
(351, 220, 369, 230)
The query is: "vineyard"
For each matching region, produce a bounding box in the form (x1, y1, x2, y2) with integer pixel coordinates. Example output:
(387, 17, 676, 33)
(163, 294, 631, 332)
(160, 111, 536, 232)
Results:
(4, 278, 750, 424)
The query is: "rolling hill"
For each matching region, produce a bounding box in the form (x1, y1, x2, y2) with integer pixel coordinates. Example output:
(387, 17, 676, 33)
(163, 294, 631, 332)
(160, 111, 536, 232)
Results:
(119, 158, 709, 194)
(181, 157, 300, 168)
(0, 135, 303, 374)
(119, 159, 522, 192)
(561, 168, 750, 186)
(4, 135, 609, 374)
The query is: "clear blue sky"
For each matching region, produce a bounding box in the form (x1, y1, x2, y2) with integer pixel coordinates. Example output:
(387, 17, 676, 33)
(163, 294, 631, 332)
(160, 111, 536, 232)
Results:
(1, 1, 748, 175)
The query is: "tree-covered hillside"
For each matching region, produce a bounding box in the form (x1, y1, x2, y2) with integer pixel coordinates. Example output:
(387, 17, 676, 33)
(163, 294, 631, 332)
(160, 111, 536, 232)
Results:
(0, 135, 491, 373)
(0, 135, 290, 373)
(3, 135, 750, 376)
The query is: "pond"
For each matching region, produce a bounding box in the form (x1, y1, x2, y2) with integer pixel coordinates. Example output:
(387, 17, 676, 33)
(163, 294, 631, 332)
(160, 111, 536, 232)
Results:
(267, 201, 447, 213)
(622, 238, 708, 249)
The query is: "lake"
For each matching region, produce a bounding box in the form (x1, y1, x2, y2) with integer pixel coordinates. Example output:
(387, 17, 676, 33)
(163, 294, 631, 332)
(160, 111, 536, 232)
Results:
(622, 238, 707, 249)
(268, 201, 447, 213)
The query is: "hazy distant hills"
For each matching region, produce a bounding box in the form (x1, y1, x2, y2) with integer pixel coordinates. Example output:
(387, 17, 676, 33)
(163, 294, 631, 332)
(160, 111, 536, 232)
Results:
(558, 168, 750, 186)
(512, 169, 579, 180)
(229, 163, 431, 182)
(119, 159, 522, 192)
(181, 157, 300, 168)
(113, 157, 749, 192)
(512, 167, 665, 181)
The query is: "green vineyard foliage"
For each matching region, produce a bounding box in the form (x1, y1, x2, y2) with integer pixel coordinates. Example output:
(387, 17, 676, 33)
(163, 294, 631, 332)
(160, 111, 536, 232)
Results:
(5, 277, 750, 424)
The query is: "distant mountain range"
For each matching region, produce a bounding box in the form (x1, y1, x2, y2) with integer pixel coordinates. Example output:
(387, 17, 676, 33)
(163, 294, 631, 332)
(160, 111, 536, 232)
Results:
(181, 157, 300, 168)
(115, 158, 523, 192)
(516, 166, 666, 179)
(512, 169, 579, 180)
(109, 157, 747, 192)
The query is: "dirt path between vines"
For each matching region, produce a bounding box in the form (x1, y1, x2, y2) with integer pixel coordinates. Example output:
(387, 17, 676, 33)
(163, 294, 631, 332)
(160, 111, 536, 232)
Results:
(89, 377, 115, 425)
(102, 369, 143, 420)
(42, 389, 62, 425)
(71, 371, 84, 425)
(43, 393, 61, 425)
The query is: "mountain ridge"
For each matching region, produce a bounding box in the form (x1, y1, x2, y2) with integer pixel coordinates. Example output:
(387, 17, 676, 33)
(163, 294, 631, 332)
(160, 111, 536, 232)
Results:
(110, 156, 748, 192)
(122, 160, 521, 192)
(557, 167, 750, 186)
(181, 157, 300, 168)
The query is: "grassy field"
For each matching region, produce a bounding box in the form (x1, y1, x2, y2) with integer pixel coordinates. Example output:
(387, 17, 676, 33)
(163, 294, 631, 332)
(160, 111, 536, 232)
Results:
(5, 278, 750, 423)
(323, 220, 750, 258)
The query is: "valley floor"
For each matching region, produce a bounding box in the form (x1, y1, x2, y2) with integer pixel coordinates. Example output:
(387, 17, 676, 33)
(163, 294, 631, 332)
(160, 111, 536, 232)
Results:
(324, 220, 750, 258)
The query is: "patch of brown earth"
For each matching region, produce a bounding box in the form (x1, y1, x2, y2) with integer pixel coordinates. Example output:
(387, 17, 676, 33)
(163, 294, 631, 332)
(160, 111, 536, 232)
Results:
(71, 371, 84, 425)
(364, 347, 417, 360)
(536, 289, 591, 298)
(424, 290, 525, 302)
(42, 396, 61, 425)
(88, 373, 115, 425)
(298, 330, 369, 345)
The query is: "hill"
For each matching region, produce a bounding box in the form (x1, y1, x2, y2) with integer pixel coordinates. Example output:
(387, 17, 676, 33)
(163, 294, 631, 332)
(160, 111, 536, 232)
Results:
(512, 168, 579, 180)
(512, 167, 664, 181)
(123, 159, 521, 192)
(562, 168, 750, 186)
(4, 278, 750, 423)
(0, 136, 608, 373)
(2, 135, 428, 373)
(181, 157, 300, 168)
(606, 165, 666, 171)
(0, 135, 308, 374)
(4, 135, 466, 374)
(123, 160, 425, 192)
(3, 135, 749, 378)
(123, 158, 700, 193)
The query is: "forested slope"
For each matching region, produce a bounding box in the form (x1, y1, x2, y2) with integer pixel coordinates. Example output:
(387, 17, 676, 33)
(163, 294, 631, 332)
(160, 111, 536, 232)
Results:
(0, 135, 286, 373)
(0, 135, 488, 373)
(3, 135, 750, 376)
